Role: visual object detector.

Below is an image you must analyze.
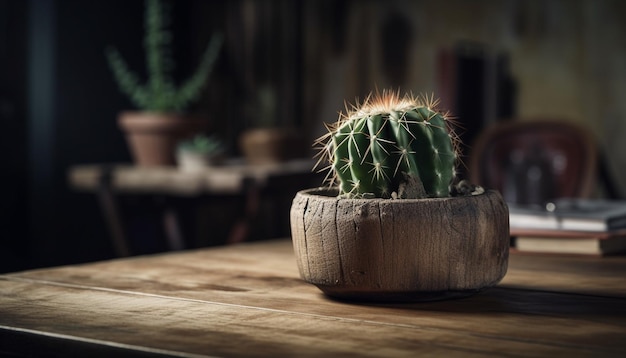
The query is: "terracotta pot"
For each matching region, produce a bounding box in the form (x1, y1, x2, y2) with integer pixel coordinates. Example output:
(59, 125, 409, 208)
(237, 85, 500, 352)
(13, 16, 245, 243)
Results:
(290, 188, 510, 302)
(118, 112, 207, 166)
(239, 128, 303, 164)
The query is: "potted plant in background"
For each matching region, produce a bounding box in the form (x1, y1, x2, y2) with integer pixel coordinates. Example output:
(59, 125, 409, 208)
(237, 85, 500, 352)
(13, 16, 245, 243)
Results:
(290, 90, 509, 302)
(238, 84, 304, 164)
(176, 134, 224, 172)
(106, 0, 223, 166)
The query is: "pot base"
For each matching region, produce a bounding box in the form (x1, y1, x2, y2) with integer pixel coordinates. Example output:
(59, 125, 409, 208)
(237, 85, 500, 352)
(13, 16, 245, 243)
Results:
(317, 286, 481, 303)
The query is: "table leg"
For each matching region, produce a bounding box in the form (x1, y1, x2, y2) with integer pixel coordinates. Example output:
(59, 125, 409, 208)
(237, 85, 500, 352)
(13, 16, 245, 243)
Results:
(96, 167, 131, 257)
(226, 178, 259, 244)
(163, 208, 185, 250)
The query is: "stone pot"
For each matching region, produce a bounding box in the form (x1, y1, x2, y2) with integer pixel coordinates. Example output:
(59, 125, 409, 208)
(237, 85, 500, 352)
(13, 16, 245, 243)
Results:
(118, 111, 207, 166)
(290, 188, 509, 302)
(176, 149, 223, 172)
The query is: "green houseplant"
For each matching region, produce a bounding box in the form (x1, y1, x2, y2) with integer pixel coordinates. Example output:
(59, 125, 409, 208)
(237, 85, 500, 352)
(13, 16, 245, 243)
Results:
(176, 134, 224, 171)
(290, 90, 509, 301)
(107, 0, 223, 166)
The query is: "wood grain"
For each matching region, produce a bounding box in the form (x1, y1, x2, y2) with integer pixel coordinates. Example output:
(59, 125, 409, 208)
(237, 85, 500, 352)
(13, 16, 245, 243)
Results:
(290, 189, 510, 300)
(1, 240, 626, 357)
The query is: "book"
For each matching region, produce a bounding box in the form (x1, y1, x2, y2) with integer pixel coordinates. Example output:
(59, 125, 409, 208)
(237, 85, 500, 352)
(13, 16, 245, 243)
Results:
(509, 198, 626, 232)
(513, 230, 626, 256)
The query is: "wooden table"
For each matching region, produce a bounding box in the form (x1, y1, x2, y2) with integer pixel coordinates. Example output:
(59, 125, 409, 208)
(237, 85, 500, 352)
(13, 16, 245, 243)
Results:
(1, 239, 625, 357)
(69, 160, 316, 196)
(68, 160, 318, 256)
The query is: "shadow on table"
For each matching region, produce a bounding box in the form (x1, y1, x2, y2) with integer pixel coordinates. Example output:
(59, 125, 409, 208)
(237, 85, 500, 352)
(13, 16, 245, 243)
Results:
(330, 286, 626, 321)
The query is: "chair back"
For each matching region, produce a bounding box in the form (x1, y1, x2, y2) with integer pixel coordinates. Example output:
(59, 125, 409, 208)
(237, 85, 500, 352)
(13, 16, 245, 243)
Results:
(469, 120, 597, 205)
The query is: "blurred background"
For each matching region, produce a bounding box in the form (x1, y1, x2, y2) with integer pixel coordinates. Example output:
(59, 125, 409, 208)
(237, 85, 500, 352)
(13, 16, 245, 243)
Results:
(1, 0, 625, 273)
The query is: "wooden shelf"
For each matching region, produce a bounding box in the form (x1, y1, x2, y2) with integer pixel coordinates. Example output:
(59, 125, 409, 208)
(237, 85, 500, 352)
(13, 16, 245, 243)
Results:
(68, 159, 316, 196)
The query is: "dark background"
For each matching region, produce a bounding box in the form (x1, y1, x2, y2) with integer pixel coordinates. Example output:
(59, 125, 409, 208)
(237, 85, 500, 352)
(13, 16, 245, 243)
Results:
(1, 0, 308, 272)
(1, 0, 625, 273)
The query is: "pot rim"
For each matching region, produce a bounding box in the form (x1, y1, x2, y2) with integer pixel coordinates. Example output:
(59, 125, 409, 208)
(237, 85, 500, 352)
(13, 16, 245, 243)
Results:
(118, 111, 208, 132)
(295, 187, 498, 203)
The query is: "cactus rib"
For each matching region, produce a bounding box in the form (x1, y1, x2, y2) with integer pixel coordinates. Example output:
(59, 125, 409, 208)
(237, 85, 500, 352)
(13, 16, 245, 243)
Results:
(315, 90, 460, 198)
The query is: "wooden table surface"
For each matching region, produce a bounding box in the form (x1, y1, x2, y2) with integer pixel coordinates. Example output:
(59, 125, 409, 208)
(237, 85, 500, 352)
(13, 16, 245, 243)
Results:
(1, 239, 625, 357)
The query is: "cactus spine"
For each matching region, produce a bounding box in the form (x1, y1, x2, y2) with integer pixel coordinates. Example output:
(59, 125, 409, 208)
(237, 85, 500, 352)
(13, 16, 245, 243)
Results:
(316, 90, 460, 198)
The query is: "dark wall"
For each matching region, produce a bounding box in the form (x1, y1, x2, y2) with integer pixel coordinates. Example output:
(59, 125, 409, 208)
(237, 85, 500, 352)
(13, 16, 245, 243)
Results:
(28, 0, 147, 269)
(0, 0, 28, 272)
(19, 0, 144, 271)
(1, 0, 302, 272)
(0, 0, 199, 272)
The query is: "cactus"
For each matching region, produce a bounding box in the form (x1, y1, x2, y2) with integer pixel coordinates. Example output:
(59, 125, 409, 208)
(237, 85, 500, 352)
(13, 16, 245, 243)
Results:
(315, 90, 461, 199)
(105, 0, 223, 112)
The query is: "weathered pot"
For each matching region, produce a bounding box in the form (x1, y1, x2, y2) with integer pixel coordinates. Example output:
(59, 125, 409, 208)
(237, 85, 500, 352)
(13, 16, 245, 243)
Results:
(290, 188, 509, 302)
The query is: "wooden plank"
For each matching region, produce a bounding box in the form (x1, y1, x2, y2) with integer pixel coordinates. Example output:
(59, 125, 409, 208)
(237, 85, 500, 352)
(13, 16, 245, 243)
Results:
(69, 164, 241, 196)
(68, 160, 315, 196)
(503, 252, 626, 297)
(0, 279, 622, 357)
(1, 240, 626, 356)
(0, 326, 193, 358)
(12, 239, 625, 297)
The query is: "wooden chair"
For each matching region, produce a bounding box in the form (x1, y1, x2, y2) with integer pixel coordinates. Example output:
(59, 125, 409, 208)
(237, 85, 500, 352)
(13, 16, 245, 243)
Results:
(468, 120, 598, 205)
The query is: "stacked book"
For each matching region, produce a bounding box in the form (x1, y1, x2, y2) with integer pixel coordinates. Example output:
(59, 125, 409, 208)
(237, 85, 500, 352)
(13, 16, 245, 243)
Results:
(509, 198, 626, 256)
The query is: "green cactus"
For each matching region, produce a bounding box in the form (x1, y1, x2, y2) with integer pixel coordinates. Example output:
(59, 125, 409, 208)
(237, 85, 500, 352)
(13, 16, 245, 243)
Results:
(105, 0, 223, 112)
(315, 90, 461, 199)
